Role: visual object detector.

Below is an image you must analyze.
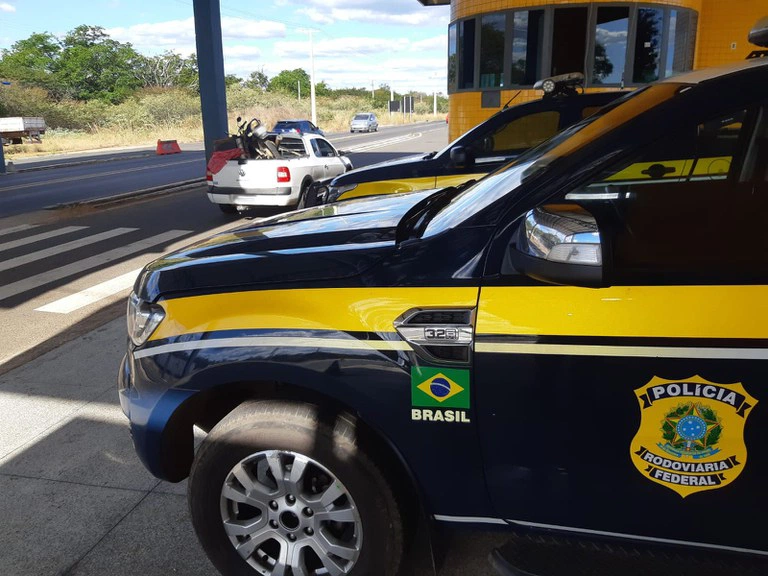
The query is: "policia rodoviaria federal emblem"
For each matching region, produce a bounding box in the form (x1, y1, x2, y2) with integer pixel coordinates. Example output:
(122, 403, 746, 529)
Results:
(630, 376, 757, 497)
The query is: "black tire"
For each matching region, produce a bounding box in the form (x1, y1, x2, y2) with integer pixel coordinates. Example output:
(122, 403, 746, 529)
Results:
(188, 400, 403, 576)
(218, 204, 239, 215)
(296, 179, 312, 210)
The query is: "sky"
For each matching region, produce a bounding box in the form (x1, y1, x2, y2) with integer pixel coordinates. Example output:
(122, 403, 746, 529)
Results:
(0, 0, 451, 93)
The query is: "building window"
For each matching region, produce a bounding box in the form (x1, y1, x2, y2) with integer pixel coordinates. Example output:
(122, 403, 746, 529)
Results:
(448, 22, 457, 92)
(666, 9, 697, 78)
(633, 7, 664, 83)
(459, 19, 476, 90)
(510, 10, 545, 86)
(480, 13, 505, 88)
(551, 7, 589, 77)
(448, 4, 697, 94)
(593, 6, 629, 85)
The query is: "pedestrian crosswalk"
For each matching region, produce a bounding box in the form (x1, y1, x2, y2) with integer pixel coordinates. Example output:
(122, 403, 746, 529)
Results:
(0, 223, 192, 313)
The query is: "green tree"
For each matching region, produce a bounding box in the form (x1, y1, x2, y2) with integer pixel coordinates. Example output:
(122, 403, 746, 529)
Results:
(136, 51, 187, 88)
(224, 74, 242, 87)
(0, 32, 61, 91)
(268, 68, 310, 97)
(592, 43, 614, 83)
(176, 53, 199, 92)
(54, 25, 143, 103)
(244, 68, 269, 91)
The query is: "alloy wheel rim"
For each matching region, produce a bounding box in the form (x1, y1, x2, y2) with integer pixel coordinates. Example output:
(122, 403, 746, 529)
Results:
(220, 450, 363, 575)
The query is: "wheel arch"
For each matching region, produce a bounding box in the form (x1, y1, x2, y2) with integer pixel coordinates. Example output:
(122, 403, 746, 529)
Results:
(165, 377, 424, 525)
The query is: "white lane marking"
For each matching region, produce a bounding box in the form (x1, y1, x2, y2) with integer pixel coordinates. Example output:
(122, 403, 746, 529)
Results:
(0, 227, 138, 273)
(347, 133, 422, 152)
(0, 224, 40, 237)
(35, 267, 143, 314)
(0, 158, 202, 192)
(0, 229, 190, 301)
(133, 337, 412, 359)
(0, 226, 88, 253)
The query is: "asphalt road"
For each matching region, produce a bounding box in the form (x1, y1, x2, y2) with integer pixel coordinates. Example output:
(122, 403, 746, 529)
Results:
(0, 122, 446, 216)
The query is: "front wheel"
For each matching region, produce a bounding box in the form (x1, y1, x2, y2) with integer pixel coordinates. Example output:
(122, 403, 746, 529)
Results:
(188, 401, 403, 576)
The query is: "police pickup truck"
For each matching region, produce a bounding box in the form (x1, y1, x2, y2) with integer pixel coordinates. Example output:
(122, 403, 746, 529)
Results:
(120, 52, 768, 576)
(303, 74, 624, 207)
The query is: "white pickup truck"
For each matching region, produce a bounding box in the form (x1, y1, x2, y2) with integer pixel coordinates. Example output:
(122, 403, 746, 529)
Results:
(207, 133, 352, 214)
(0, 117, 46, 144)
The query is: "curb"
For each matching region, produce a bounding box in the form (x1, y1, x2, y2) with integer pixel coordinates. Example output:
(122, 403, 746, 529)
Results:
(45, 178, 206, 210)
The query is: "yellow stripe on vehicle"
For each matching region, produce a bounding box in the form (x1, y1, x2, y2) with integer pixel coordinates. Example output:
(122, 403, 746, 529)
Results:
(338, 177, 438, 200)
(605, 159, 692, 181)
(476, 285, 768, 340)
(151, 287, 479, 341)
(434, 173, 485, 188)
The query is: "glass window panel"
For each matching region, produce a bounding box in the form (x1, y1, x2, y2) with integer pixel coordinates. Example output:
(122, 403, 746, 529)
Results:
(469, 111, 561, 156)
(633, 8, 664, 83)
(448, 23, 457, 92)
(665, 9, 696, 78)
(459, 19, 476, 90)
(593, 6, 629, 85)
(480, 13, 505, 88)
(510, 10, 545, 86)
(551, 7, 589, 77)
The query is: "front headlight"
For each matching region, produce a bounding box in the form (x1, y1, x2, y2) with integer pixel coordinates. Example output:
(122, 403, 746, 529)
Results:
(127, 292, 165, 346)
(327, 183, 358, 202)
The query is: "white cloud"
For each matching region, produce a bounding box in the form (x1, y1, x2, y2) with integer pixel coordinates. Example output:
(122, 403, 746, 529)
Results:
(296, 0, 448, 26)
(107, 16, 285, 53)
(596, 27, 628, 46)
(274, 37, 409, 59)
(0, 3, 16, 13)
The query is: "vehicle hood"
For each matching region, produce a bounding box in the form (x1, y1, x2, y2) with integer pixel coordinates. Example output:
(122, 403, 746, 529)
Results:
(331, 153, 429, 185)
(135, 189, 438, 301)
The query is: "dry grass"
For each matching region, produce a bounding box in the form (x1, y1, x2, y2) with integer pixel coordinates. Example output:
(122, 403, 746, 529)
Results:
(3, 86, 447, 159)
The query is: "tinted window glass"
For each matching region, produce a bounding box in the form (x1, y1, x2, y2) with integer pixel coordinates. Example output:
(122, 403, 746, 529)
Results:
(314, 139, 336, 157)
(551, 7, 588, 77)
(448, 23, 458, 92)
(665, 9, 697, 79)
(568, 108, 768, 283)
(510, 10, 544, 85)
(593, 6, 629, 85)
(476, 111, 560, 155)
(480, 13, 505, 88)
(633, 8, 664, 83)
(460, 19, 476, 89)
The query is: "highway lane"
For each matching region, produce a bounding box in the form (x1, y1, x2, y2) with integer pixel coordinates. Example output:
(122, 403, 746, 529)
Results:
(0, 121, 447, 217)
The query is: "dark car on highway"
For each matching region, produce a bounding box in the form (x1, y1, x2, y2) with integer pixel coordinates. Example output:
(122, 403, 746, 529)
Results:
(270, 119, 324, 137)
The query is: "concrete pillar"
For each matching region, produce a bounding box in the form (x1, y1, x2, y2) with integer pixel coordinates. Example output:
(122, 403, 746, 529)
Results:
(193, 0, 229, 163)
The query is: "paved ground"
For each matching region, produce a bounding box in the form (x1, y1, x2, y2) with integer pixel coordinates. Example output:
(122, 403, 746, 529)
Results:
(0, 316, 504, 576)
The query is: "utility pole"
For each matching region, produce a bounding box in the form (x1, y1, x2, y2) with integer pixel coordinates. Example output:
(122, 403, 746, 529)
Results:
(309, 30, 317, 126)
(298, 80, 301, 101)
(433, 91, 437, 115)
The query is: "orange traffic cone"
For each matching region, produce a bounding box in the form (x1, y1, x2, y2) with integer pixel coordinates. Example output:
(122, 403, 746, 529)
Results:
(156, 139, 182, 155)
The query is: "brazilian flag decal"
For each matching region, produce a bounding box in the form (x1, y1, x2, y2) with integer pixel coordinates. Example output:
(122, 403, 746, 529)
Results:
(411, 367, 470, 409)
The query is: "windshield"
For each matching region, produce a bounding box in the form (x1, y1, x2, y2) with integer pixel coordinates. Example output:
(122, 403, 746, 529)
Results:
(423, 83, 683, 237)
(353, 114, 369, 120)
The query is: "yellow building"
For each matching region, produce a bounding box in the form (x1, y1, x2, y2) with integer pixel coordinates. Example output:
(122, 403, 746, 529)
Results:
(418, 0, 767, 140)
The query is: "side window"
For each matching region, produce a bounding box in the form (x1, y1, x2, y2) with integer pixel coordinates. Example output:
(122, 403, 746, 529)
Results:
(310, 139, 321, 156)
(581, 106, 603, 119)
(315, 139, 336, 157)
(471, 111, 560, 157)
(566, 107, 768, 283)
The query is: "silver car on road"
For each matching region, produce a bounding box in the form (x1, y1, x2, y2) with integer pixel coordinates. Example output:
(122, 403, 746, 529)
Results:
(350, 113, 378, 133)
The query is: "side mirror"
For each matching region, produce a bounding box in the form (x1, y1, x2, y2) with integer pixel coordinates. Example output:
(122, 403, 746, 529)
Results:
(450, 146, 475, 169)
(509, 206, 603, 287)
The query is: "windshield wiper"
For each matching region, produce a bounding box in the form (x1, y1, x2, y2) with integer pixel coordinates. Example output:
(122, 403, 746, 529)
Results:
(395, 179, 477, 245)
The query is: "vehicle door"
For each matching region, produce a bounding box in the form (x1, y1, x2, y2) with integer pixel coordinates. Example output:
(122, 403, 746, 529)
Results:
(435, 103, 562, 189)
(474, 100, 768, 553)
(313, 138, 345, 179)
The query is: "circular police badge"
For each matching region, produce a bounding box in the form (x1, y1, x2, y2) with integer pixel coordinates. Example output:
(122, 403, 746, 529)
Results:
(630, 375, 757, 498)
